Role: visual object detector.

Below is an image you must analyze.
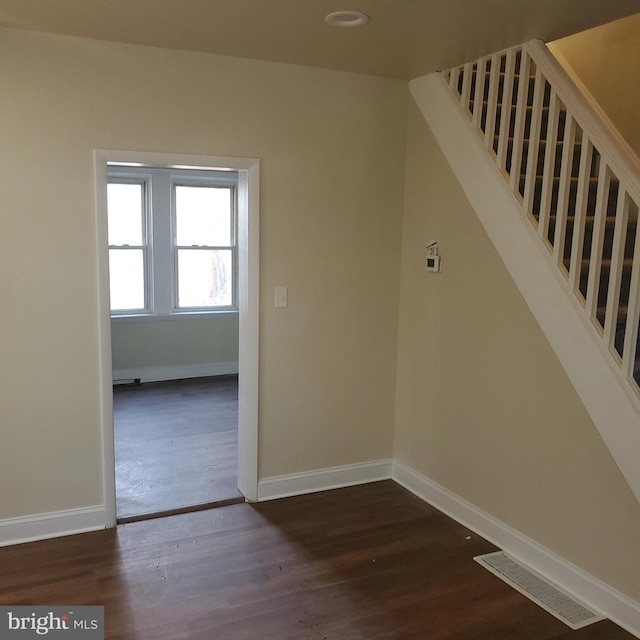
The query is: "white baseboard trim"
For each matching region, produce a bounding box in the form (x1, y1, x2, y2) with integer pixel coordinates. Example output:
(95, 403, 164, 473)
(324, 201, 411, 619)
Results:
(0, 505, 105, 548)
(392, 460, 640, 638)
(112, 361, 238, 384)
(257, 459, 393, 502)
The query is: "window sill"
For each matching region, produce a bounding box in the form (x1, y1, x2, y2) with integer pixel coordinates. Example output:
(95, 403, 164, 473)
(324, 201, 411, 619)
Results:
(111, 309, 239, 324)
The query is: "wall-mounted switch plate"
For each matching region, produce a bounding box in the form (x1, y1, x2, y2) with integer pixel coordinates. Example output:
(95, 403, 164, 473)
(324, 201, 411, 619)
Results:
(275, 286, 288, 308)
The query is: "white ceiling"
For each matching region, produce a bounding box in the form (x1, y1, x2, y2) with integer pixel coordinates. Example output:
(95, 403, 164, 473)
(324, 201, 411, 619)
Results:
(0, 0, 638, 79)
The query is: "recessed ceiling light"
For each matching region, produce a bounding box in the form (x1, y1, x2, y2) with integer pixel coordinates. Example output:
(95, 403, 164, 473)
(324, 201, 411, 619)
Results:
(325, 11, 370, 28)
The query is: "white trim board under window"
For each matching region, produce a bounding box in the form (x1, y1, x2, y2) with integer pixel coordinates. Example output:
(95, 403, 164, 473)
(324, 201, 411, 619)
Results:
(107, 165, 239, 317)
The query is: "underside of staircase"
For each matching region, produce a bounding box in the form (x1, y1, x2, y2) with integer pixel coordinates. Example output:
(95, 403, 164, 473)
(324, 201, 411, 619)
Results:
(410, 40, 640, 503)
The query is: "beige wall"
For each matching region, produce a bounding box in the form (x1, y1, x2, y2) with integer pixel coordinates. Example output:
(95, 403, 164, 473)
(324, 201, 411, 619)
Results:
(549, 13, 640, 158)
(0, 27, 406, 518)
(393, 98, 640, 602)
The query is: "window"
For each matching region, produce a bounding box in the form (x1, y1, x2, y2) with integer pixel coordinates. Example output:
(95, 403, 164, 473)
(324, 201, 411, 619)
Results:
(107, 180, 148, 311)
(107, 166, 238, 316)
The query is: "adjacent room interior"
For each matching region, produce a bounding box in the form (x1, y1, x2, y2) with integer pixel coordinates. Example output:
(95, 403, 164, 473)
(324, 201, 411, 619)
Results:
(107, 164, 243, 521)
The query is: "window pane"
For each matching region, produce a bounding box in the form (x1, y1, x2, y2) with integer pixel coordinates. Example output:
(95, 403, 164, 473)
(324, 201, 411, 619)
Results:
(109, 249, 145, 310)
(108, 183, 143, 246)
(178, 249, 232, 307)
(175, 186, 231, 246)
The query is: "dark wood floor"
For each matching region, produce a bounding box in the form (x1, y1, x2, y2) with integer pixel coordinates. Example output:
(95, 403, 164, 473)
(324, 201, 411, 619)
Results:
(114, 376, 241, 520)
(0, 481, 634, 639)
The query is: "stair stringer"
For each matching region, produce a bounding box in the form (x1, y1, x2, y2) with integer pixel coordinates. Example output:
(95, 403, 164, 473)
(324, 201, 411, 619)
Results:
(410, 72, 640, 503)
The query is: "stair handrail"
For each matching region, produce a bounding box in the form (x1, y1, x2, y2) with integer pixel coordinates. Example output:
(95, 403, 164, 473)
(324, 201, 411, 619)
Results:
(442, 38, 640, 393)
(526, 40, 640, 207)
(525, 40, 640, 389)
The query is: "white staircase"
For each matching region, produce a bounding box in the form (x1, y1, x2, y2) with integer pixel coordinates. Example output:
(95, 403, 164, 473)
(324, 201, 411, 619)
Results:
(410, 39, 640, 502)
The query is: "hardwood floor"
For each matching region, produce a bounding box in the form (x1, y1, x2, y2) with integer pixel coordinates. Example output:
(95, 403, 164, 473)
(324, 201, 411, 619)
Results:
(0, 481, 634, 639)
(114, 376, 241, 520)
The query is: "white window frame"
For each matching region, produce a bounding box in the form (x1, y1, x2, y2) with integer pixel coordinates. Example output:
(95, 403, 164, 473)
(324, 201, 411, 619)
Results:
(107, 175, 152, 314)
(107, 165, 238, 317)
(171, 175, 238, 312)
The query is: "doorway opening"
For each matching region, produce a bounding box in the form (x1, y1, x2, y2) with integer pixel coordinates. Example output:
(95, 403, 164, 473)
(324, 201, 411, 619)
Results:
(95, 150, 260, 528)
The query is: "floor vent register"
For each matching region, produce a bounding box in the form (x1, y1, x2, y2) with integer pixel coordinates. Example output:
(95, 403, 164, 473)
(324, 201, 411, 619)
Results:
(474, 551, 605, 630)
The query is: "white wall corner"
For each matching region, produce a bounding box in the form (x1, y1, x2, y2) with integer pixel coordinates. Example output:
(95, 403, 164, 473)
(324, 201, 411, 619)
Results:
(408, 72, 640, 504)
(257, 459, 393, 502)
(0, 506, 105, 548)
(392, 459, 640, 638)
